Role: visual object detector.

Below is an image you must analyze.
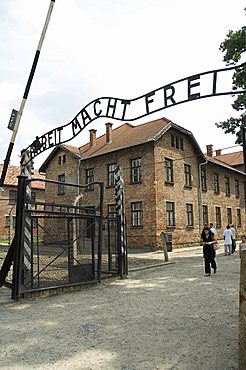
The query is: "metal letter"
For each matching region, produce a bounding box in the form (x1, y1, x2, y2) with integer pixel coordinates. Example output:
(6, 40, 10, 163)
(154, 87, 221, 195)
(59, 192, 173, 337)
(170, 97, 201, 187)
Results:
(164, 85, 176, 106)
(93, 100, 102, 117)
(145, 92, 155, 114)
(188, 75, 200, 100)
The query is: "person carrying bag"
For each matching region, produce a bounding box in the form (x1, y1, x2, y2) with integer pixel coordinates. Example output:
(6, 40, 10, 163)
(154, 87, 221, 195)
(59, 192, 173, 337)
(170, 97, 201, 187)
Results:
(200, 227, 217, 276)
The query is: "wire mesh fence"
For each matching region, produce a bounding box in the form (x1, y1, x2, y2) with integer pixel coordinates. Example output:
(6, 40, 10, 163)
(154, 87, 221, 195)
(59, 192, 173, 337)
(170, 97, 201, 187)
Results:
(19, 178, 120, 294)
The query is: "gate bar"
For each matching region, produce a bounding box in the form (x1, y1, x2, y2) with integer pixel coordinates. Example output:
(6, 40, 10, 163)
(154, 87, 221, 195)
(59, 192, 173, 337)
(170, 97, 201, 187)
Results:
(12, 175, 27, 300)
(97, 183, 104, 282)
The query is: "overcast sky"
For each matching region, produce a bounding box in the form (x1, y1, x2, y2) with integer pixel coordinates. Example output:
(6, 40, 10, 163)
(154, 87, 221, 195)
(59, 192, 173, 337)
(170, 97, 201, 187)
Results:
(0, 0, 245, 169)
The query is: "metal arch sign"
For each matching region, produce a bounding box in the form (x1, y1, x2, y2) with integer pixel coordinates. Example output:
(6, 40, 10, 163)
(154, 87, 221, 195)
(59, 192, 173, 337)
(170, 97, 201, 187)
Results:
(26, 64, 245, 160)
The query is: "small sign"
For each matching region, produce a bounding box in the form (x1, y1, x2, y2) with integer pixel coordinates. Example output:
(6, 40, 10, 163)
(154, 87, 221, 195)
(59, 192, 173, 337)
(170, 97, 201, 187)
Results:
(8, 109, 18, 131)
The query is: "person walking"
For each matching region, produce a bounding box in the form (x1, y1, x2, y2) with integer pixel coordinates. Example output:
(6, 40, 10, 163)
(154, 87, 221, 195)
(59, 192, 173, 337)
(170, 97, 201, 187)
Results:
(239, 235, 246, 258)
(209, 222, 217, 236)
(230, 224, 236, 253)
(209, 222, 218, 257)
(200, 227, 217, 276)
(223, 225, 233, 255)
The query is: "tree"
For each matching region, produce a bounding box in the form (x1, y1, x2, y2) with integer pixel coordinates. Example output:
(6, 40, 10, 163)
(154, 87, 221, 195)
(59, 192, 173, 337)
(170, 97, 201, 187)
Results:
(215, 16, 246, 144)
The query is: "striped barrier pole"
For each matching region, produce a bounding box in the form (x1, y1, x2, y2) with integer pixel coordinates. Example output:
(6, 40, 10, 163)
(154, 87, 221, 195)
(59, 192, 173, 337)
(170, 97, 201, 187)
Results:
(0, 0, 56, 189)
(114, 166, 127, 277)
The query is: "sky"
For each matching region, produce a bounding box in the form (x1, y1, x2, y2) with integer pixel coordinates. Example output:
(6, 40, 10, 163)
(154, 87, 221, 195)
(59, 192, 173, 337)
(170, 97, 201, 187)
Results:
(0, 0, 245, 170)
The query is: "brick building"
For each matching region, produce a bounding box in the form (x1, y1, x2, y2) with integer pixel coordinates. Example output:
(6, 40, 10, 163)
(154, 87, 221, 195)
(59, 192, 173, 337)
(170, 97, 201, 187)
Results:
(0, 164, 45, 243)
(39, 117, 246, 249)
(214, 149, 244, 172)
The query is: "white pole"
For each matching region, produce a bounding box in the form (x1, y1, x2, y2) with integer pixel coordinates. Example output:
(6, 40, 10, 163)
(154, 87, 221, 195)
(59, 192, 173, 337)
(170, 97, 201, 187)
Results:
(0, 0, 56, 189)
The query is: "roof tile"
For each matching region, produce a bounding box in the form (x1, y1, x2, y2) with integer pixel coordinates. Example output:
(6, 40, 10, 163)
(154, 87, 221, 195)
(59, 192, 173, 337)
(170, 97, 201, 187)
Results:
(0, 164, 45, 189)
(215, 151, 243, 166)
(79, 118, 171, 158)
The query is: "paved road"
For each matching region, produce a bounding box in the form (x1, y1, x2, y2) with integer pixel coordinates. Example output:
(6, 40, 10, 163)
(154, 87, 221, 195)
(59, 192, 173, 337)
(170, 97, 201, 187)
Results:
(0, 246, 240, 369)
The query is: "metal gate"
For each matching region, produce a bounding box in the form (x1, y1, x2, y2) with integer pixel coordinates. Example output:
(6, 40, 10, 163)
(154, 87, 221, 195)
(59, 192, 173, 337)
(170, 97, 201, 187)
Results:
(2, 175, 126, 300)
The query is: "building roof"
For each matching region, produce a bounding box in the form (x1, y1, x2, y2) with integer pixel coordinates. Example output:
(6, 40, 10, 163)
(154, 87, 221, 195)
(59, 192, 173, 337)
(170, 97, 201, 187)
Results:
(214, 151, 243, 167)
(39, 143, 81, 172)
(63, 144, 81, 155)
(38, 117, 246, 177)
(79, 117, 202, 159)
(0, 164, 45, 189)
(205, 155, 246, 175)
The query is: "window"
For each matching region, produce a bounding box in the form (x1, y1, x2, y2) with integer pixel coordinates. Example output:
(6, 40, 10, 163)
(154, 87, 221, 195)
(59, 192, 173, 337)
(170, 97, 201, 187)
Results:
(171, 134, 184, 150)
(201, 169, 207, 191)
(165, 158, 174, 183)
(215, 207, 221, 227)
(184, 164, 192, 187)
(5, 216, 10, 227)
(235, 179, 240, 198)
(31, 191, 36, 202)
(32, 218, 37, 228)
(227, 208, 232, 225)
(175, 136, 180, 149)
(180, 138, 184, 150)
(108, 204, 117, 217)
(6, 216, 16, 228)
(9, 189, 17, 204)
(186, 203, 194, 226)
(58, 154, 66, 164)
(202, 205, 208, 227)
(131, 158, 142, 183)
(131, 202, 143, 227)
(171, 134, 175, 147)
(58, 174, 65, 195)
(108, 163, 117, 186)
(166, 201, 175, 227)
(225, 177, 230, 196)
(85, 207, 95, 238)
(86, 168, 94, 191)
(108, 204, 117, 229)
(237, 208, 241, 227)
(214, 174, 220, 194)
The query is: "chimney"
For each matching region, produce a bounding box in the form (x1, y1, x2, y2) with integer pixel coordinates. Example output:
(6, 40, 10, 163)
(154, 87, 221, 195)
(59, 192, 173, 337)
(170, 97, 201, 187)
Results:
(105, 123, 113, 144)
(215, 149, 221, 156)
(206, 144, 213, 157)
(89, 129, 97, 147)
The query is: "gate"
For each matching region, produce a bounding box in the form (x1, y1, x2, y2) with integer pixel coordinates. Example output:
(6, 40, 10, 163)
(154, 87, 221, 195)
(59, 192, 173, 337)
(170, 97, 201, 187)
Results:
(7, 175, 125, 300)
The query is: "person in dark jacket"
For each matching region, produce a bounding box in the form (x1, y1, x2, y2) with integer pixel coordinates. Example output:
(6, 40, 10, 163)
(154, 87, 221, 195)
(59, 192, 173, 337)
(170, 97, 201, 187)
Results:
(200, 227, 217, 276)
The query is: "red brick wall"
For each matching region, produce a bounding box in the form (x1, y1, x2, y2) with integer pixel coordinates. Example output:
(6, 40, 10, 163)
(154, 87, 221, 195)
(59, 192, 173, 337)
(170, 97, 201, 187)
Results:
(0, 185, 45, 242)
(42, 137, 246, 250)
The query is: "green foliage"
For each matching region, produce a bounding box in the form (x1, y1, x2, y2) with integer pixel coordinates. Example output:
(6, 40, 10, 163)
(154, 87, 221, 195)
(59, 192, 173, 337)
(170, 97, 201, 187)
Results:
(220, 27, 246, 64)
(215, 14, 246, 144)
(215, 117, 243, 144)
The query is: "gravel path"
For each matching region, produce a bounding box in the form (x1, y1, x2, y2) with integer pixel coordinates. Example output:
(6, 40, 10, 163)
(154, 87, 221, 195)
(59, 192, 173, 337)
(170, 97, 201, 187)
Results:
(0, 246, 240, 370)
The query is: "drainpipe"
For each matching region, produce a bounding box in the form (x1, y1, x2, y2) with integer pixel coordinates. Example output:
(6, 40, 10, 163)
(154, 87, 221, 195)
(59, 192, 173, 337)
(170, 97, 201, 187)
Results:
(77, 158, 82, 195)
(198, 158, 208, 234)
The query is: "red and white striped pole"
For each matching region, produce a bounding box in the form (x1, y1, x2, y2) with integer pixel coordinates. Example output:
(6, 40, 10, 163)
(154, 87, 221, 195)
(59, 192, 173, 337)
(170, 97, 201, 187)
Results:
(0, 0, 56, 188)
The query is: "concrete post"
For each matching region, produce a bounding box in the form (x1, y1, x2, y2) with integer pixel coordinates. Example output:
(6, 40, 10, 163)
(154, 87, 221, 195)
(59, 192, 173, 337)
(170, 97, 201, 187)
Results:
(239, 249, 246, 369)
(160, 232, 169, 262)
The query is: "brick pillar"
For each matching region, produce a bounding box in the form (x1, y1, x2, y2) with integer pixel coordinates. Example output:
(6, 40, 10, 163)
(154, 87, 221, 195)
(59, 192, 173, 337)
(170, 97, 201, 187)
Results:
(106, 123, 113, 144)
(89, 129, 97, 147)
(206, 144, 213, 157)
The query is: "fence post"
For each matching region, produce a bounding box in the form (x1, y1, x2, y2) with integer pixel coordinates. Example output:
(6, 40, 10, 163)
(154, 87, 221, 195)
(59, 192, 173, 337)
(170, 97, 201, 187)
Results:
(12, 175, 27, 301)
(97, 182, 104, 283)
(160, 232, 169, 262)
(239, 249, 246, 369)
